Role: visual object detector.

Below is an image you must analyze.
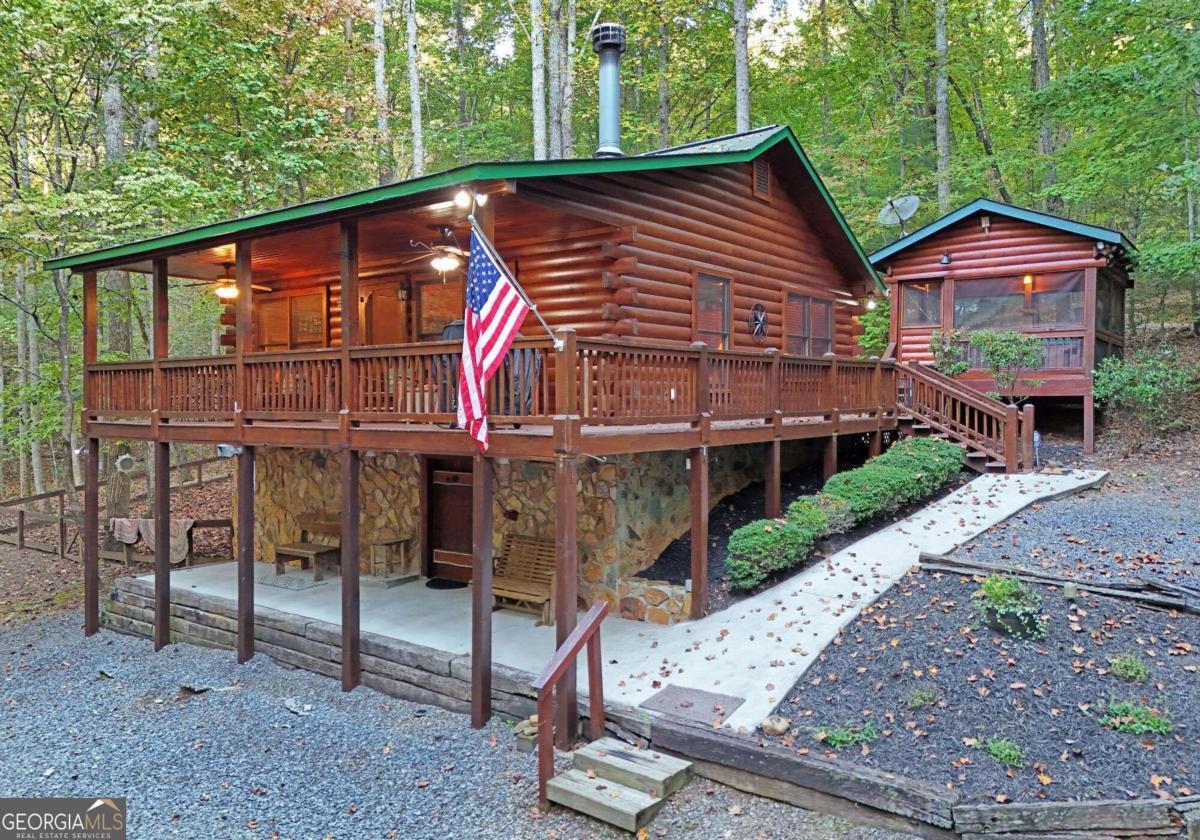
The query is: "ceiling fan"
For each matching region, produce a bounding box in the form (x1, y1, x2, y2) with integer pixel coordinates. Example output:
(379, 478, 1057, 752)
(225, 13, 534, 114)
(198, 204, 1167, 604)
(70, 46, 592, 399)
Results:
(401, 225, 466, 274)
(179, 263, 273, 301)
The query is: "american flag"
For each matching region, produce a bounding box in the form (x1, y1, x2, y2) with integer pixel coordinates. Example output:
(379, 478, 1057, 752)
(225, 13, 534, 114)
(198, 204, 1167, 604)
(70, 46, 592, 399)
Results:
(457, 230, 530, 451)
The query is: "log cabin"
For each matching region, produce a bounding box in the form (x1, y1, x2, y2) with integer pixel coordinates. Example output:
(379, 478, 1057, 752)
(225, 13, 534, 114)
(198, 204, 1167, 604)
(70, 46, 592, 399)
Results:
(49, 26, 1030, 742)
(870, 198, 1134, 453)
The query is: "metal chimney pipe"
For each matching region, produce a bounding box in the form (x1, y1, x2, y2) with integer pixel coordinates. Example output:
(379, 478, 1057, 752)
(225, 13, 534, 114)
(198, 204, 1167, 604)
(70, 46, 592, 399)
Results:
(591, 23, 627, 158)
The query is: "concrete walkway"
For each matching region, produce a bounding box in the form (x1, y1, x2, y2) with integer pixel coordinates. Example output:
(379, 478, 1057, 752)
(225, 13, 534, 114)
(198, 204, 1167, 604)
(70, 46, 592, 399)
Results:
(159, 469, 1105, 733)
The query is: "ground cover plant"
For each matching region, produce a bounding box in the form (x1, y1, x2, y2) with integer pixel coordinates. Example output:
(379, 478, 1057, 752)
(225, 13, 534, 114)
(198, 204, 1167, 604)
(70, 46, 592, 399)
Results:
(1099, 701, 1173, 735)
(1107, 653, 1149, 683)
(974, 737, 1025, 768)
(972, 573, 1048, 640)
(817, 723, 879, 751)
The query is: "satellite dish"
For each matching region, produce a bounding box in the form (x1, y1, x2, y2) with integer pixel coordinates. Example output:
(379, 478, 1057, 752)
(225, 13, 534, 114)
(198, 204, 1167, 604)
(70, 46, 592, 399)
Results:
(877, 195, 921, 236)
(114, 453, 136, 474)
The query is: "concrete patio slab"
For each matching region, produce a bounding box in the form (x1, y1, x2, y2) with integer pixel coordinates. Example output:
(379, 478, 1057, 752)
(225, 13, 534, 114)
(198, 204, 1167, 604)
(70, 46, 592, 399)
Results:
(156, 468, 1105, 733)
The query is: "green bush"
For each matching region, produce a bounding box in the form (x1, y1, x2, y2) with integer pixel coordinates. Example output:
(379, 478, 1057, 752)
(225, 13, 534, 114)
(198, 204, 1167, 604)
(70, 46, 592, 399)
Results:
(817, 722, 879, 750)
(855, 298, 890, 358)
(821, 438, 964, 523)
(1108, 653, 1150, 683)
(725, 519, 815, 591)
(786, 496, 829, 535)
(1093, 348, 1197, 435)
(814, 493, 855, 534)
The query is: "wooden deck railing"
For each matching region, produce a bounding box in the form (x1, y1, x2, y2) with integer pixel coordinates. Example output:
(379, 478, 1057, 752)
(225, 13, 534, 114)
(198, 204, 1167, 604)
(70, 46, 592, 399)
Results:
(532, 600, 608, 808)
(84, 333, 897, 430)
(897, 362, 1033, 472)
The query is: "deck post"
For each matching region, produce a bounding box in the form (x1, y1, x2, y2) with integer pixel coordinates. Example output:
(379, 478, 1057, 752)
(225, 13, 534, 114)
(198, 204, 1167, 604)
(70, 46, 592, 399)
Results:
(1021, 404, 1036, 469)
(234, 241, 252, 423)
(340, 448, 361, 691)
(554, 454, 579, 747)
(236, 445, 256, 663)
(764, 439, 781, 519)
(471, 453, 495, 728)
(83, 437, 100, 636)
(869, 430, 883, 457)
(83, 270, 97, 409)
(689, 447, 709, 620)
(340, 219, 359, 420)
(153, 440, 171, 650)
(1003, 404, 1020, 473)
(152, 258, 168, 412)
(1082, 394, 1094, 455)
(822, 435, 838, 481)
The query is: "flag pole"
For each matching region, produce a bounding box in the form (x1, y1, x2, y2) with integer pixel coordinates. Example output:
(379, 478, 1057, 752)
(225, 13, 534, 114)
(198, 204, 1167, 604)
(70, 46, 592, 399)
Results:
(466, 213, 562, 350)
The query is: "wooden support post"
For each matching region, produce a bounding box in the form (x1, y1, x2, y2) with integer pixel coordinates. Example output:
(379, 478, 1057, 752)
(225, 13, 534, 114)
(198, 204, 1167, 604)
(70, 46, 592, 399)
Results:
(83, 271, 97, 411)
(57, 494, 66, 559)
(554, 328, 578, 415)
(416, 454, 429, 576)
(340, 219, 359, 419)
(1021, 404, 1035, 470)
(340, 448, 361, 691)
(83, 437, 100, 636)
(152, 258, 168, 414)
(16, 510, 25, 549)
(471, 454, 495, 729)
(1082, 394, 1094, 455)
(1003, 404, 1020, 473)
(554, 454, 579, 747)
(234, 242, 252, 420)
(689, 447, 709, 620)
(153, 440, 170, 651)
(236, 446, 256, 663)
(823, 435, 838, 481)
(869, 430, 883, 457)
(764, 439, 781, 519)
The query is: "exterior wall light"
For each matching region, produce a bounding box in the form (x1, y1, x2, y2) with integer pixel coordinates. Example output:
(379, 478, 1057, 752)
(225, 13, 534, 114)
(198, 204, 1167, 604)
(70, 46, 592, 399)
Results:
(940, 251, 952, 265)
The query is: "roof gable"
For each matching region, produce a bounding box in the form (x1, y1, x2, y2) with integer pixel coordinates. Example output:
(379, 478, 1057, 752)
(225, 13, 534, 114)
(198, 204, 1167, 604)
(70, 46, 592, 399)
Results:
(46, 126, 881, 290)
(869, 198, 1134, 265)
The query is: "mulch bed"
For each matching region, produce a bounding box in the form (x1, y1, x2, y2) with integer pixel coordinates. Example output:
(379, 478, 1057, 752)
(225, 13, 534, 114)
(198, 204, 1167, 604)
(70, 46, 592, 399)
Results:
(764, 568, 1200, 804)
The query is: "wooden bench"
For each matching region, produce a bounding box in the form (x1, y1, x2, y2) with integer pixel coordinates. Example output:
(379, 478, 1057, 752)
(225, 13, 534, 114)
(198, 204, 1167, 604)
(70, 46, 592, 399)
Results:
(492, 533, 556, 625)
(274, 514, 341, 581)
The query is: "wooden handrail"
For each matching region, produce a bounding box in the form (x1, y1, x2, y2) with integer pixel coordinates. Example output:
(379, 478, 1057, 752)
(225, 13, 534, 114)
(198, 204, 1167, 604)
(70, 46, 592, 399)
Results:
(901, 361, 1010, 419)
(533, 599, 608, 807)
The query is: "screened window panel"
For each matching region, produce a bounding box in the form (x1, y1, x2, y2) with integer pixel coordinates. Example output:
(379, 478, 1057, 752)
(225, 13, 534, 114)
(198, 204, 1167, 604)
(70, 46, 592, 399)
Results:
(784, 292, 808, 355)
(696, 273, 731, 349)
(901, 281, 942, 327)
(953, 271, 1084, 330)
(809, 299, 833, 355)
(1097, 273, 1124, 334)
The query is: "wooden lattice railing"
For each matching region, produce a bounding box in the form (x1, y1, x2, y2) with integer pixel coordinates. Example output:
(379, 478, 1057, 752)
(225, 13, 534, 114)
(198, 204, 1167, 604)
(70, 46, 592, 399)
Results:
(897, 361, 1034, 472)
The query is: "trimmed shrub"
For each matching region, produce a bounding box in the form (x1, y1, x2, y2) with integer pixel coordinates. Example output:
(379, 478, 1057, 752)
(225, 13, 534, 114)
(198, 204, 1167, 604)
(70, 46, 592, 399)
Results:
(872, 437, 966, 497)
(815, 493, 855, 534)
(786, 496, 829, 535)
(725, 519, 815, 591)
(821, 438, 964, 522)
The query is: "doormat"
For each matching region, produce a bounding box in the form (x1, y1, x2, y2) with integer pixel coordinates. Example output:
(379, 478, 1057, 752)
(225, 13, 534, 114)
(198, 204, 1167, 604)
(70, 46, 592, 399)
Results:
(639, 685, 746, 726)
(425, 578, 468, 590)
(256, 573, 329, 591)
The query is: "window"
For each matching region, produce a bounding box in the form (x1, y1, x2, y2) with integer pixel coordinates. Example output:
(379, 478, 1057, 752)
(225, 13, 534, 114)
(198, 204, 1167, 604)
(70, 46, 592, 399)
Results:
(785, 293, 834, 356)
(901, 280, 942, 327)
(752, 159, 771, 198)
(1097, 272, 1124, 335)
(415, 276, 465, 341)
(695, 273, 731, 349)
(253, 289, 327, 351)
(953, 271, 1083, 331)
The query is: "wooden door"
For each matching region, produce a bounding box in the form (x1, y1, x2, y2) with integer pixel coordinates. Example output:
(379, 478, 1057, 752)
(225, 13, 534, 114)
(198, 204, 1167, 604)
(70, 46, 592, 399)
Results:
(425, 456, 474, 581)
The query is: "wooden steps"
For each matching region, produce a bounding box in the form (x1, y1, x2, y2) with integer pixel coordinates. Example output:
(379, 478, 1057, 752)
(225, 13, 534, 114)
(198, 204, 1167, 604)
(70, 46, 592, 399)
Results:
(546, 737, 693, 832)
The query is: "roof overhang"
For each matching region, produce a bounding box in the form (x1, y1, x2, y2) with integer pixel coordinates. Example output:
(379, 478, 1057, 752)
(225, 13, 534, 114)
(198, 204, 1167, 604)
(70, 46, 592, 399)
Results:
(868, 198, 1135, 266)
(46, 127, 884, 292)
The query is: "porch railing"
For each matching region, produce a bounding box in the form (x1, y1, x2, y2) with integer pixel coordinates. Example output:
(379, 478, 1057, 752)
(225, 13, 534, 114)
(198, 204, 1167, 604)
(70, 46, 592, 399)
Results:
(532, 600, 608, 808)
(84, 333, 897, 429)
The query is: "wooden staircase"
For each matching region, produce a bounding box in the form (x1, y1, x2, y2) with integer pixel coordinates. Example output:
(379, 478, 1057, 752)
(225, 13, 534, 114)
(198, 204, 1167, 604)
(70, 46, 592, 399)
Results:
(546, 737, 693, 832)
(896, 362, 1034, 473)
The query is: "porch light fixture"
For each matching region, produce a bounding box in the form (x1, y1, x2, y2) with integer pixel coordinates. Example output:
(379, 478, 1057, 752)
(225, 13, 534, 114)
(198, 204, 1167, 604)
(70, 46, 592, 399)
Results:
(1022, 273, 1034, 287)
(940, 250, 952, 265)
(431, 253, 461, 273)
(864, 293, 878, 310)
(214, 262, 238, 300)
(215, 283, 238, 300)
(453, 189, 489, 210)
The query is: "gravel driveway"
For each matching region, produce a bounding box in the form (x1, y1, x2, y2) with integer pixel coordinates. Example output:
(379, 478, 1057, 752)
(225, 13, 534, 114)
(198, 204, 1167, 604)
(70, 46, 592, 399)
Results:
(1, 610, 901, 839)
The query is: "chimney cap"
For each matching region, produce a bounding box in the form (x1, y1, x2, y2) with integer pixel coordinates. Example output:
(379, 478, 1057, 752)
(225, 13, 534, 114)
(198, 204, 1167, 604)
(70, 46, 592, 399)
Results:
(591, 22, 627, 54)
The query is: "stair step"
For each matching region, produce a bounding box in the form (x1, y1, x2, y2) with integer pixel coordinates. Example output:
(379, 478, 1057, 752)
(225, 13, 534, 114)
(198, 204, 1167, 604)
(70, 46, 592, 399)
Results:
(573, 737, 693, 799)
(986, 461, 1007, 471)
(911, 423, 932, 431)
(929, 433, 949, 440)
(546, 768, 666, 832)
(965, 451, 988, 459)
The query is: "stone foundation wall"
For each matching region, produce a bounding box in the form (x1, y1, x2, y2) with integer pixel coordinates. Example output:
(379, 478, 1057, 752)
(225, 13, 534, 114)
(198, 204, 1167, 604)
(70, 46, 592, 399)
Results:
(618, 577, 692, 625)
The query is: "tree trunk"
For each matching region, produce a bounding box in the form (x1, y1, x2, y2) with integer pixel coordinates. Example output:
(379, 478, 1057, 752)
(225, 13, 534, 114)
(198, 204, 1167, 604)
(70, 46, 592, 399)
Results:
(406, 0, 424, 176)
(1030, 0, 1061, 212)
(49, 268, 82, 493)
(819, 0, 831, 147)
(344, 15, 356, 126)
(732, 0, 751, 132)
(657, 20, 670, 147)
(561, 0, 575, 157)
(140, 36, 160, 151)
(14, 261, 30, 497)
(26, 265, 45, 499)
(455, 0, 468, 128)
(548, 0, 563, 158)
(530, 0, 547, 159)
(934, 0, 950, 214)
(1191, 79, 1200, 337)
(375, 0, 394, 185)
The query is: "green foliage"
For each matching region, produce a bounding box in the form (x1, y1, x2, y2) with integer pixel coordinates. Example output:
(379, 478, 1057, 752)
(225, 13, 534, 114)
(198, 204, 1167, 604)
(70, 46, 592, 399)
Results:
(972, 574, 1047, 640)
(817, 722, 879, 750)
(725, 519, 816, 591)
(856, 298, 891, 358)
(1100, 701, 1173, 735)
(905, 686, 942, 709)
(1108, 654, 1149, 684)
(815, 493, 856, 535)
(967, 332, 1046, 404)
(930, 330, 970, 378)
(975, 737, 1025, 768)
(1093, 348, 1197, 435)
(785, 496, 829, 535)
(822, 438, 965, 522)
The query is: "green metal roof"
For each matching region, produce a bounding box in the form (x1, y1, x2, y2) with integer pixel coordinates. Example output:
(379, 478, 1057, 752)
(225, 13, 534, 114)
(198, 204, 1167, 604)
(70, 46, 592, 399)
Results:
(869, 197, 1135, 265)
(46, 125, 882, 290)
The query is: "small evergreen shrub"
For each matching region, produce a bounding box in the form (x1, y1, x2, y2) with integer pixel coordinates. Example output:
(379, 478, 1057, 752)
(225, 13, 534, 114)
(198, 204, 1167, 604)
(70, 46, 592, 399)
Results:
(1093, 348, 1197, 435)
(975, 736, 1025, 768)
(785, 496, 829, 535)
(855, 298, 891, 358)
(972, 573, 1047, 640)
(821, 438, 964, 523)
(815, 493, 855, 534)
(817, 722, 879, 750)
(1108, 653, 1150, 683)
(1100, 701, 1172, 734)
(725, 519, 815, 591)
